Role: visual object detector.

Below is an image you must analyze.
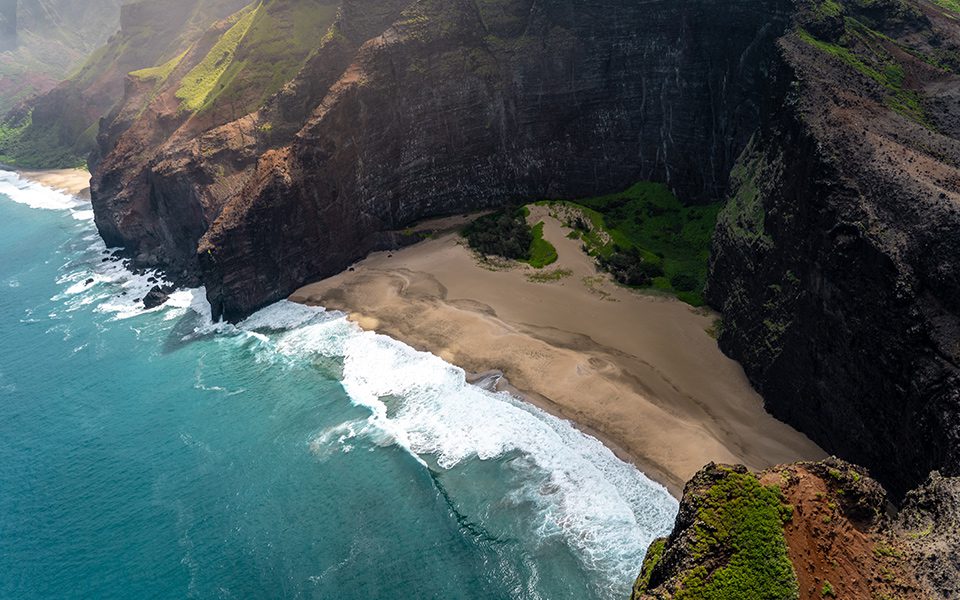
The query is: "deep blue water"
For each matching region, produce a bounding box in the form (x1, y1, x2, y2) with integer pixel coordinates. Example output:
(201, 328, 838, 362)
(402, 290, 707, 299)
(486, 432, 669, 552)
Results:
(0, 171, 677, 600)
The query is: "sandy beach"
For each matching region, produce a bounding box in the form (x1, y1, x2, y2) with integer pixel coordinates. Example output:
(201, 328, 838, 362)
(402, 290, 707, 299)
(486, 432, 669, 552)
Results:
(292, 206, 825, 496)
(18, 168, 91, 199)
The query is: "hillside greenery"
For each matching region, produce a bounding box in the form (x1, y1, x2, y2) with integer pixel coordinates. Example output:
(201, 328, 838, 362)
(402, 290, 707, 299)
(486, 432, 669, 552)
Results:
(541, 182, 720, 305)
(174, 0, 338, 116)
(0, 112, 88, 169)
(635, 468, 799, 599)
(463, 207, 558, 268)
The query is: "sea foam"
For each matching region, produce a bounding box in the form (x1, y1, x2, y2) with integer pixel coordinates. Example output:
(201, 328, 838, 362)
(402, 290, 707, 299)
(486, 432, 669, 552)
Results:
(12, 172, 680, 597)
(234, 301, 679, 595)
(0, 170, 86, 212)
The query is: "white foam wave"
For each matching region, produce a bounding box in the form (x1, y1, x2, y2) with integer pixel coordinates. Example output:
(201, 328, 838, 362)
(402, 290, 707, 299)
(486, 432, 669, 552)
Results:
(25, 180, 678, 595)
(235, 300, 679, 594)
(0, 169, 86, 211)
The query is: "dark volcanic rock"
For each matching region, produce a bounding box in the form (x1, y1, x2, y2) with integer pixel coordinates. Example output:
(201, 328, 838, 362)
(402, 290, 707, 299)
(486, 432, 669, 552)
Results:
(896, 471, 960, 598)
(90, 0, 794, 321)
(707, 0, 960, 498)
(142, 285, 171, 309)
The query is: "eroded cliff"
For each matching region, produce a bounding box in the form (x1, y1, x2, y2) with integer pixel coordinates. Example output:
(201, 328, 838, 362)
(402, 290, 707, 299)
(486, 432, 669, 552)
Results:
(633, 459, 959, 599)
(85, 0, 793, 320)
(708, 0, 960, 498)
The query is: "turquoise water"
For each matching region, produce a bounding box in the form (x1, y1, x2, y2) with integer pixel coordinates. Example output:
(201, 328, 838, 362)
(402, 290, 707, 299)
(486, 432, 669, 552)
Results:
(0, 171, 677, 600)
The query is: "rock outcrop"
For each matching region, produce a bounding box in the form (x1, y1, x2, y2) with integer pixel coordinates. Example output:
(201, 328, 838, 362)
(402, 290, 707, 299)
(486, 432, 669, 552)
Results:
(707, 0, 960, 498)
(896, 471, 960, 597)
(633, 458, 958, 599)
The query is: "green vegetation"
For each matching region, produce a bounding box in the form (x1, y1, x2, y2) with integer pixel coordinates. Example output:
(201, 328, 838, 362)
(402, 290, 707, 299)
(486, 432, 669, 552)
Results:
(670, 469, 798, 599)
(932, 0, 960, 14)
(175, 0, 338, 116)
(796, 22, 928, 124)
(463, 208, 558, 268)
(633, 538, 667, 593)
(0, 112, 87, 169)
(463, 207, 534, 260)
(820, 580, 835, 597)
(130, 50, 188, 83)
(527, 222, 558, 268)
(718, 140, 773, 248)
(815, 0, 844, 17)
(541, 182, 719, 305)
(873, 542, 903, 558)
(177, 5, 259, 112)
(526, 268, 572, 283)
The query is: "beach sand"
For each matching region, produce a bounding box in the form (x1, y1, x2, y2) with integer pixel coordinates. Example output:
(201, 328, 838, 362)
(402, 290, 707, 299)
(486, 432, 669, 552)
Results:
(291, 206, 826, 496)
(19, 168, 91, 199)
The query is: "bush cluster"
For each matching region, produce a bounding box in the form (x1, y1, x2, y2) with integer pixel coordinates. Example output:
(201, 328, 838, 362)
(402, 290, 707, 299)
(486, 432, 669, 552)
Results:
(463, 207, 532, 260)
(598, 246, 664, 286)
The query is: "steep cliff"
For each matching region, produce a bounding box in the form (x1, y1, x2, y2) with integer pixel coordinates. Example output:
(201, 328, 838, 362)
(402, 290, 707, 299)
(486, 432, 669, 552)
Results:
(86, 0, 794, 320)
(633, 459, 958, 599)
(708, 0, 960, 498)
(0, 0, 248, 167)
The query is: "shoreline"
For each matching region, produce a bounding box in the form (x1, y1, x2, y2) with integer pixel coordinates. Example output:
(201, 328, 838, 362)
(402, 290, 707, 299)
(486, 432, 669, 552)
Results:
(291, 207, 827, 497)
(15, 167, 92, 199)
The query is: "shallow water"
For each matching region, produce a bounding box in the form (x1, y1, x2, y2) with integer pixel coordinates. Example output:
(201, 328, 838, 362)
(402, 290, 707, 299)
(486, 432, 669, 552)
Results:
(0, 170, 678, 599)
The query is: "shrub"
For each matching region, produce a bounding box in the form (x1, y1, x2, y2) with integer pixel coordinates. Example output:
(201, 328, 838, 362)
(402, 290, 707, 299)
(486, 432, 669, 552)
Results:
(598, 247, 663, 286)
(463, 207, 532, 260)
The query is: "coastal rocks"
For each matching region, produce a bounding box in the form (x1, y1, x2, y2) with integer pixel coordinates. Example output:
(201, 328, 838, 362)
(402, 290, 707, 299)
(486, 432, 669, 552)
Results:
(707, 0, 960, 498)
(633, 458, 950, 600)
(142, 285, 173, 309)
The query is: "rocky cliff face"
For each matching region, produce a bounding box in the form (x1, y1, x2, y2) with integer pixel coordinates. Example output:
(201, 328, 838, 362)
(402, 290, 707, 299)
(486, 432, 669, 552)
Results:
(707, 0, 960, 499)
(86, 0, 794, 320)
(0, 0, 248, 167)
(633, 459, 959, 599)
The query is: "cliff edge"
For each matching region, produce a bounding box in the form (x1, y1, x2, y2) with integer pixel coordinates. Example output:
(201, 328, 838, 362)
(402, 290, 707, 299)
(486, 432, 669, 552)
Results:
(633, 458, 960, 599)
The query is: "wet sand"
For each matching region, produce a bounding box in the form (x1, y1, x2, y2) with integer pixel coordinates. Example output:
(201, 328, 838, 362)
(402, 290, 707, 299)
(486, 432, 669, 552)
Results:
(291, 206, 825, 496)
(18, 168, 91, 199)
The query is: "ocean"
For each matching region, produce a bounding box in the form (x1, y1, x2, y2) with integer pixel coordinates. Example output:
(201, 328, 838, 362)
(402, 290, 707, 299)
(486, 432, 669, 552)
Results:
(0, 170, 678, 600)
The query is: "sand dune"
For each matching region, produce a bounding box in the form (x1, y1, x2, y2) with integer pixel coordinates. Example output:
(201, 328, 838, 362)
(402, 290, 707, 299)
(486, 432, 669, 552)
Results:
(291, 206, 825, 495)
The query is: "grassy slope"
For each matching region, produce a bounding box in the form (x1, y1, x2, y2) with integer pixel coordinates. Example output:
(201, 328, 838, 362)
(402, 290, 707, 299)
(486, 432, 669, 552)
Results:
(797, 0, 960, 125)
(175, 0, 338, 116)
(932, 0, 960, 14)
(176, 5, 259, 112)
(527, 222, 559, 268)
(635, 469, 798, 599)
(540, 182, 720, 306)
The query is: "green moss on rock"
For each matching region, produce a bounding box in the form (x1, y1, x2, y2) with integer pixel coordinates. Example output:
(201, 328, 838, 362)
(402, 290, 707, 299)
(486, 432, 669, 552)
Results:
(633, 465, 799, 600)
